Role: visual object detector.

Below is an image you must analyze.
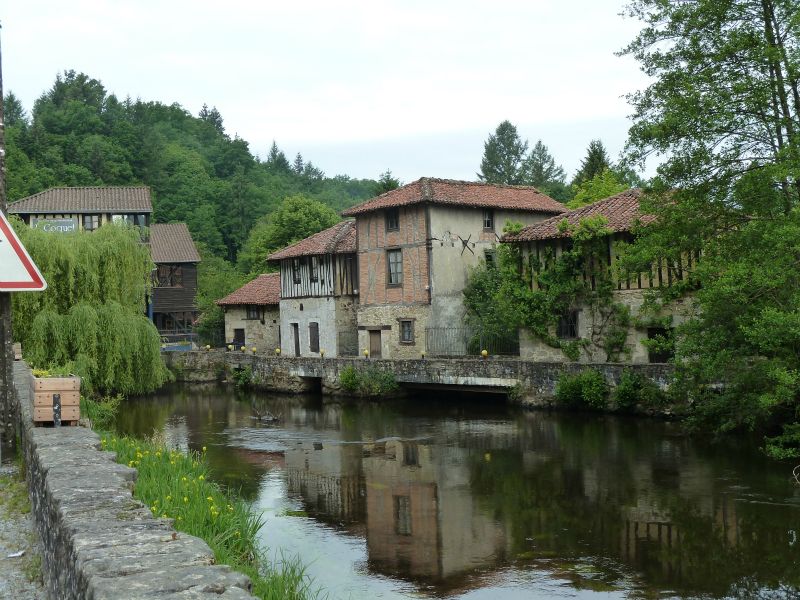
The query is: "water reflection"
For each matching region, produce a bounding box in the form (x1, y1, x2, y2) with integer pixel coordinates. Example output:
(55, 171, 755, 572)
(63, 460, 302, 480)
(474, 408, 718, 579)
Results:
(118, 386, 800, 599)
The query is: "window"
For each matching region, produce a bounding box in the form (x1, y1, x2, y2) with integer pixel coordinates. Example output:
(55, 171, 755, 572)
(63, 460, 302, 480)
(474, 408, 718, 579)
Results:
(83, 214, 100, 231)
(394, 495, 412, 536)
(557, 310, 579, 339)
(399, 319, 414, 344)
(309, 322, 320, 353)
(647, 327, 674, 363)
(387, 249, 403, 286)
(292, 259, 301, 284)
(310, 256, 319, 282)
(386, 208, 400, 231)
(484, 249, 496, 268)
(156, 265, 183, 287)
(402, 443, 419, 467)
(483, 209, 494, 231)
(246, 305, 260, 320)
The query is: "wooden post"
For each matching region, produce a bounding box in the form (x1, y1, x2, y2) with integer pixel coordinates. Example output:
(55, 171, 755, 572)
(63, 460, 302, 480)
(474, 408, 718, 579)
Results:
(0, 25, 16, 457)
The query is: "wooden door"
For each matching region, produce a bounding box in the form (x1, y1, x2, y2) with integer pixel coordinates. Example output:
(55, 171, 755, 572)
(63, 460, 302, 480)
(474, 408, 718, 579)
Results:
(369, 330, 382, 358)
(233, 328, 245, 347)
(292, 323, 300, 357)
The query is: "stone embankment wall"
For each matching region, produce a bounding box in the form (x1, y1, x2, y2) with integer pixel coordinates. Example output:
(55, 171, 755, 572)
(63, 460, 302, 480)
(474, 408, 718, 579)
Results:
(12, 362, 255, 600)
(164, 350, 674, 408)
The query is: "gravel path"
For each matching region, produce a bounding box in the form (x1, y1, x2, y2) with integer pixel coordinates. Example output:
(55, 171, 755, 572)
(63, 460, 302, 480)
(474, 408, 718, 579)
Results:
(0, 463, 44, 600)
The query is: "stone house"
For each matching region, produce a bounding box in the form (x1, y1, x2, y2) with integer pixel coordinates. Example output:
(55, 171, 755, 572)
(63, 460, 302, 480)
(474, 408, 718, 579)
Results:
(268, 221, 358, 357)
(8, 186, 202, 340)
(503, 189, 695, 363)
(341, 178, 566, 358)
(216, 272, 280, 350)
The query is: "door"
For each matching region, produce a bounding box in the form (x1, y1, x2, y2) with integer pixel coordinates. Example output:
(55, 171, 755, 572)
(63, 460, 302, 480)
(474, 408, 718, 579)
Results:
(291, 323, 300, 357)
(369, 330, 382, 358)
(233, 328, 245, 347)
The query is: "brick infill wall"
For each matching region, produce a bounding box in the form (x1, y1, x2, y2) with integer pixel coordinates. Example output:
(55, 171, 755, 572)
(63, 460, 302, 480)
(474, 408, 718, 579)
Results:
(13, 361, 255, 600)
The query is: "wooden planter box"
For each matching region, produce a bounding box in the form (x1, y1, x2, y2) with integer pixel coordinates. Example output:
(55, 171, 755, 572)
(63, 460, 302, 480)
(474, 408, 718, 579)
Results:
(30, 374, 81, 426)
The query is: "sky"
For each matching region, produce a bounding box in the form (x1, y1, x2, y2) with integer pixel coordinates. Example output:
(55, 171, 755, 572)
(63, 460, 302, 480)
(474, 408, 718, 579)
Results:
(2, 0, 652, 184)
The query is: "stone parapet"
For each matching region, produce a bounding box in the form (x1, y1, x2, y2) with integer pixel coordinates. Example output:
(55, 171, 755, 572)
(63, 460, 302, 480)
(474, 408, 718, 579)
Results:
(13, 361, 255, 600)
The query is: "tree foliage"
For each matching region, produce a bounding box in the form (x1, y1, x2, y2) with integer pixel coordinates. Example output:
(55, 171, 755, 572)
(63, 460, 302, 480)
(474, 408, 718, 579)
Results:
(4, 71, 378, 263)
(236, 195, 340, 277)
(568, 169, 628, 208)
(621, 0, 800, 454)
(11, 220, 169, 394)
(572, 139, 612, 187)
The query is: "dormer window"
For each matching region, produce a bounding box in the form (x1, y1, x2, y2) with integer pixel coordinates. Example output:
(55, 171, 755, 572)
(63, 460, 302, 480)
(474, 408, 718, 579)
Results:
(386, 208, 400, 231)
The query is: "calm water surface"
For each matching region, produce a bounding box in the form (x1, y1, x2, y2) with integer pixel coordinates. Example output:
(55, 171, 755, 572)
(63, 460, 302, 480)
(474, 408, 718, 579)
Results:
(117, 385, 800, 599)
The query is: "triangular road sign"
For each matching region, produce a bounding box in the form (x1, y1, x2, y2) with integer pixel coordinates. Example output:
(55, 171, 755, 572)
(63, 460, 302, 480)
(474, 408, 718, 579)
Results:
(0, 211, 47, 292)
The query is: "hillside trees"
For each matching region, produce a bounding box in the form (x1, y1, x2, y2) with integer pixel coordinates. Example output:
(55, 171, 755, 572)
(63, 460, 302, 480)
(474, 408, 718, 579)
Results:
(621, 0, 800, 454)
(4, 71, 377, 263)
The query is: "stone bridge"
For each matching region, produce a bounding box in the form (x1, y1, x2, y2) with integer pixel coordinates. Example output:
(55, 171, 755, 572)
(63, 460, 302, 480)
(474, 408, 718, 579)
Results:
(164, 351, 674, 405)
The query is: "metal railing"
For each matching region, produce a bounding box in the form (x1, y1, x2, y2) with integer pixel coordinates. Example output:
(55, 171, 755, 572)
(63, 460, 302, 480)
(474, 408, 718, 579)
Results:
(425, 327, 519, 357)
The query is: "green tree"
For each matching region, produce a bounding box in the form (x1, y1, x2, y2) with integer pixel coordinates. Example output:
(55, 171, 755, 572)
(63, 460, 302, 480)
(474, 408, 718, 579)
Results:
(568, 169, 627, 209)
(374, 169, 400, 195)
(620, 0, 800, 454)
(478, 120, 529, 185)
(236, 195, 339, 276)
(195, 248, 246, 345)
(572, 139, 611, 186)
(522, 140, 565, 188)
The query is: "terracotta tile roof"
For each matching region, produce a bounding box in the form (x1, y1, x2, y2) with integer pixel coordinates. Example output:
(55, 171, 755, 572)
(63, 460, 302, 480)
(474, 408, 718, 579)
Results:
(216, 273, 280, 306)
(149, 223, 201, 264)
(8, 186, 153, 214)
(341, 177, 566, 217)
(503, 189, 650, 242)
(268, 220, 356, 262)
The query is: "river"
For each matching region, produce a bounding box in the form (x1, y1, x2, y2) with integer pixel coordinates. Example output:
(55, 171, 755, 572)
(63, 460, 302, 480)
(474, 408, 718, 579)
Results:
(116, 384, 800, 599)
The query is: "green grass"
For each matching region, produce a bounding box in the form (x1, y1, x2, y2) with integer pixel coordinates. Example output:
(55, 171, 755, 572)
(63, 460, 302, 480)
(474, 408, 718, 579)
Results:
(103, 434, 322, 599)
(0, 466, 31, 516)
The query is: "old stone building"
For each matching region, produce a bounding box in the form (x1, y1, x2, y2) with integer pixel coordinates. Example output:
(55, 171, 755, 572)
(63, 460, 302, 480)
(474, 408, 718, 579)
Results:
(268, 221, 358, 357)
(216, 272, 281, 350)
(503, 189, 695, 363)
(341, 178, 566, 358)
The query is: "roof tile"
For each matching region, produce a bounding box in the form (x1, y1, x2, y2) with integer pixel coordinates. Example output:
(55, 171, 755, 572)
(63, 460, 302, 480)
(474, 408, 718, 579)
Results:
(341, 177, 565, 216)
(216, 273, 280, 306)
(503, 189, 650, 242)
(268, 221, 356, 262)
(149, 223, 201, 264)
(9, 186, 153, 214)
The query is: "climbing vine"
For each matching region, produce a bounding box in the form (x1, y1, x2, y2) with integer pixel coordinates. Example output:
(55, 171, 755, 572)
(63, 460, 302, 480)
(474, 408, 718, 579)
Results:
(464, 217, 632, 361)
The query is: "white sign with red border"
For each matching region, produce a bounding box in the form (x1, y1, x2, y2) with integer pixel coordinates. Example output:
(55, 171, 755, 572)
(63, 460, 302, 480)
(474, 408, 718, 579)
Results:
(0, 211, 47, 291)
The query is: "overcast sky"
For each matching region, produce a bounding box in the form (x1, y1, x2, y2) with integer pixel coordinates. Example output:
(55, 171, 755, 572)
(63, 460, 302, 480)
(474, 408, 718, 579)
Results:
(2, 0, 651, 183)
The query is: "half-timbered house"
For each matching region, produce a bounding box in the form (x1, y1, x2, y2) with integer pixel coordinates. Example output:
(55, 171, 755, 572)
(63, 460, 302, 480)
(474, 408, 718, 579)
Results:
(503, 189, 696, 363)
(268, 220, 358, 357)
(216, 273, 281, 350)
(341, 178, 566, 358)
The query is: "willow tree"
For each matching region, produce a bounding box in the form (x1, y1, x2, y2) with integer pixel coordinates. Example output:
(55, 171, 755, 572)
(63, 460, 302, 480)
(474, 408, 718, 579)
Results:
(621, 0, 800, 455)
(12, 220, 169, 394)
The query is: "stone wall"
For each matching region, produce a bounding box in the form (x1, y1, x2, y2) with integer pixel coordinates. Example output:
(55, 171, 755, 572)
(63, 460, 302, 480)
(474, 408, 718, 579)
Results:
(12, 361, 255, 600)
(223, 305, 280, 351)
(163, 350, 674, 408)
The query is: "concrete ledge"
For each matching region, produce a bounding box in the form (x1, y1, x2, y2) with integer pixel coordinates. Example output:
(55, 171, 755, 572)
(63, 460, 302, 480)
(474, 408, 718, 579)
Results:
(13, 362, 255, 600)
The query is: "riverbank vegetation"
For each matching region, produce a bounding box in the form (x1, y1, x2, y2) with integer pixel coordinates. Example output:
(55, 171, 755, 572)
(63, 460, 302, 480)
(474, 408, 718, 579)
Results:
(338, 365, 399, 397)
(102, 433, 319, 599)
(12, 222, 170, 395)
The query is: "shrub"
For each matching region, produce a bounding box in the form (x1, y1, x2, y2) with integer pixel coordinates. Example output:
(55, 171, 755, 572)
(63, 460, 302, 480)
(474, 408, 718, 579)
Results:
(555, 369, 609, 410)
(338, 365, 398, 397)
(80, 394, 122, 429)
(232, 366, 253, 388)
(612, 369, 668, 412)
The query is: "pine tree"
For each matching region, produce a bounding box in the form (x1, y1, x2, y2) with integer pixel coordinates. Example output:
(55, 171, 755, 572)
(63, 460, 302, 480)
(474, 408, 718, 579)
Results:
(293, 153, 304, 174)
(521, 140, 566, 188)
(572, 140, 611, 186)
(477, 121, 529, 185)
(374, 169, 400, 195)
(265, 141, 291, 173)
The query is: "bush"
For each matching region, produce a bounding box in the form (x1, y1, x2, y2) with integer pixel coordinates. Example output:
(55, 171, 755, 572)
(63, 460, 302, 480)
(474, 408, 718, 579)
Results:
(80, 394, 122, 429)
(338, 365, 398, 397)
(555, 369, 609, 410)
(612, 369, 668, 412)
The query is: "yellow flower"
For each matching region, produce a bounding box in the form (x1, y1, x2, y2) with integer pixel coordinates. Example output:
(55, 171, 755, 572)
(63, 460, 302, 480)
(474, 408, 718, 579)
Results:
(207, 496, 213, 502)
(150, 506, 157, 513)
(227, 505, 233, 512)
(155, 451, 161, 458)
(181, 476, 188, 483)
(202, 446, 207, 453)
(128, 461, 134, 467)
(166, 495, 172, 502)
(198, 475, 204, 481)
(234, 531, 240, 537)
(170, 461, 175, 465)
(177, 516, 182, 521)
(161, 513, 167, 519)
(184, 497, 188, 503)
